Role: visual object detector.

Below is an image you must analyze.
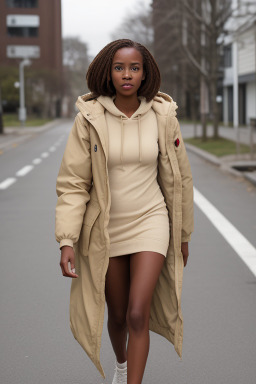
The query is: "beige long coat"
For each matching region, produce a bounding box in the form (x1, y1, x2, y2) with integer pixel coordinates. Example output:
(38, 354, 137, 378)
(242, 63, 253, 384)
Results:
(55, 91, 194, 379)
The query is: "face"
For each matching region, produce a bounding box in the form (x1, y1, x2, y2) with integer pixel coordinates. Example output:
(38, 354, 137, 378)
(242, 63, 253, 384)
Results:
(111, 47, 145, 97)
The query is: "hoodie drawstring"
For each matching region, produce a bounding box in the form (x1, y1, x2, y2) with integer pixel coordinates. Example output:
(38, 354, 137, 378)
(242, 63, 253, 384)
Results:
(120, 114, 142, 170)
(120, 116, 124, 170)
(138, 114, 142, 162)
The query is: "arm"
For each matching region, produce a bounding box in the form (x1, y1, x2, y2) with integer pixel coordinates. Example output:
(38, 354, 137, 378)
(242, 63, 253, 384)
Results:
(55, 113, 92, 276)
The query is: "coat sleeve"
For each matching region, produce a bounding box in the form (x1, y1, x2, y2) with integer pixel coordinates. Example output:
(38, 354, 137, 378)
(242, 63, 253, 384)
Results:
(173, 117, 194, 242)
(55, 113, 92, 249)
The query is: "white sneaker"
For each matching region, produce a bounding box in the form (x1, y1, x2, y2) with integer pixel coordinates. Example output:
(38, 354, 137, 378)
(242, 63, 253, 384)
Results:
(112, 359, 127, 384)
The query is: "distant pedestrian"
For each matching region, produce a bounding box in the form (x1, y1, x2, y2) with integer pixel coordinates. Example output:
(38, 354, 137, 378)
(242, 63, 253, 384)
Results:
(55, 39, 194, 384)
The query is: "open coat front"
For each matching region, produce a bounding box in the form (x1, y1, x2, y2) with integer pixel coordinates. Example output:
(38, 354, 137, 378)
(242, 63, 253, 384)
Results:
(55, 92, 194, 379)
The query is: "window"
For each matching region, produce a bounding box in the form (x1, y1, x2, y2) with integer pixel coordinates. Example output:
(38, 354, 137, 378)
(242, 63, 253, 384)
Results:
(6, 0, 38, 8)
(7, 26, 38, 37)
(224, 44, 232, 68)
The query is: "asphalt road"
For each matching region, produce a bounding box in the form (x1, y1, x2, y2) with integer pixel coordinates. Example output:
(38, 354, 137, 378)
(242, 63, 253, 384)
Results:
(0, 120, 256, 384)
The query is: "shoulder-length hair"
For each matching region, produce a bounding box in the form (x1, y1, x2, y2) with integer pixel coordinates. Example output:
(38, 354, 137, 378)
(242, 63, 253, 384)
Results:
(86, 39, 161, 102)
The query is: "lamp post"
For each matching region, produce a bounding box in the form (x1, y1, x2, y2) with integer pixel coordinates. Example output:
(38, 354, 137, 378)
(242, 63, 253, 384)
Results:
(19, 58, 31, 126)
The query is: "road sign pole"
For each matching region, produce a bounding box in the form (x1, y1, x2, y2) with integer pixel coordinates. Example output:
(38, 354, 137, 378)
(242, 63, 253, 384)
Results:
(19, 59, 31, 126)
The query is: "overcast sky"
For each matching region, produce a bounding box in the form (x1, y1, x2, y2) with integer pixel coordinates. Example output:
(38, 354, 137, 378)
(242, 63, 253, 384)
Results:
(61, 0, 151, 58)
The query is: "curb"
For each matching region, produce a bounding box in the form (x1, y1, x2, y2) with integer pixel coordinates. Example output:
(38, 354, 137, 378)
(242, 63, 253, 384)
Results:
(185, 142, 256, 187)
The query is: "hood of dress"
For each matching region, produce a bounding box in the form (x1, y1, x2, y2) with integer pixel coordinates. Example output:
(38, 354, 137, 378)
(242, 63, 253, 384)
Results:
(96, 95, 153, 118)
(97, 95, 154, 169)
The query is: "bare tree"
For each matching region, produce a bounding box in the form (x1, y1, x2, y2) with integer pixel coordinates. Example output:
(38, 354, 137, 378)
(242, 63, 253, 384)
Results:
(152, 0, 201, 119)
(180, 0, 256, 139)
(153, 0, 256, 139)
(62, 37, 90, 116)
(110, 1, 154, 53)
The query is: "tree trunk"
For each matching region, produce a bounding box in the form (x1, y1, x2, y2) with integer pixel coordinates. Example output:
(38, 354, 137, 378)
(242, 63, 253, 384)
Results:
(211, 78, 219, 139)
(200, 75, 209, 141)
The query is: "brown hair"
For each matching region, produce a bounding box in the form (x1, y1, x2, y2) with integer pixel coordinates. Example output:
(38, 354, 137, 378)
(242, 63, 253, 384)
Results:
(86, 39, 161, 102)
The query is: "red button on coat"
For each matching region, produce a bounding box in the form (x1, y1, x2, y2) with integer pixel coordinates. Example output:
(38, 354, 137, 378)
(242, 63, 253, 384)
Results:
(175, 138, 180, 147)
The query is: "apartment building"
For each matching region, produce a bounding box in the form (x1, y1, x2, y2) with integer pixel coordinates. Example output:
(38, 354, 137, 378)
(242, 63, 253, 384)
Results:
(0, 0, 62, 116)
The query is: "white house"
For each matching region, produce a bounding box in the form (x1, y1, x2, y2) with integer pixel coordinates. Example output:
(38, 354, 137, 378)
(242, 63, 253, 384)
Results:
(222, 1, 256, 126)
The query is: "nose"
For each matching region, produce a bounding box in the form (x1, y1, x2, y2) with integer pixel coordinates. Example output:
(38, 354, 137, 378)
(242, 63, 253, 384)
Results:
(123, 68, 132, 79)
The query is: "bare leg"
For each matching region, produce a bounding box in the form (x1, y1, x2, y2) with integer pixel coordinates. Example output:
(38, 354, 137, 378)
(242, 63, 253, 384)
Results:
(105, 254, 130, 363)
(126, 251, 165, 384)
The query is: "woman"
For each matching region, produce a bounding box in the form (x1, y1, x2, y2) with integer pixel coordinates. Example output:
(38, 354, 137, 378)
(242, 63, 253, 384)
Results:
(55, 39, 194, 384)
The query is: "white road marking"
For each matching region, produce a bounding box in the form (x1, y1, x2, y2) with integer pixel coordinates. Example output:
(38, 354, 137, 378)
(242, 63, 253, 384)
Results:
(0, 178, 16, 190)
(32, 158, 42, 165)
(16, 165, 34, 177)
(194, 187, 256, 277)
(0, 137, 67, 190)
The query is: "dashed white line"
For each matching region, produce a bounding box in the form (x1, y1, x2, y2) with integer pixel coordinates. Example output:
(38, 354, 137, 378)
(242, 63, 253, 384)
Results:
(0, 137, 68, 190)
(0, 178, 16, 190)
(32, 158, 42, 165)
(16, 165, 34, 177)
(194, 187, 256, 277)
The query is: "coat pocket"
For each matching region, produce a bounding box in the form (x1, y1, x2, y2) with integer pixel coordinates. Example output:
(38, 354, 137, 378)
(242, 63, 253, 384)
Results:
(80, 199, 101, 256)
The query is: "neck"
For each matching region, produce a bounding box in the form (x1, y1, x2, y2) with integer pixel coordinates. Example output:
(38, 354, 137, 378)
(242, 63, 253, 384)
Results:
(114, 94, 141, 117)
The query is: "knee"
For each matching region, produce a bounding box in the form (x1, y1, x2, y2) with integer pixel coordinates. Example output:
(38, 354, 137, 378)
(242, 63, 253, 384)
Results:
(126, 307, 148, 332)
(108, 309, 127, 328)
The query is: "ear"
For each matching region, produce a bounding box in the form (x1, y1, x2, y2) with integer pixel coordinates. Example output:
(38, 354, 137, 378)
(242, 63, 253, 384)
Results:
(142, 71, 146, 81)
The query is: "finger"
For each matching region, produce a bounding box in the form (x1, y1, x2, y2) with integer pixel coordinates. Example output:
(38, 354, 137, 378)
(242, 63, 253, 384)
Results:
(70, 260, 76, 275)
(60, 260, 74, 278)
(183, 254, 188, 267)
(63, 262, 78, 278)
(63, 261, 78, 278)
(60, 263, 67, 277)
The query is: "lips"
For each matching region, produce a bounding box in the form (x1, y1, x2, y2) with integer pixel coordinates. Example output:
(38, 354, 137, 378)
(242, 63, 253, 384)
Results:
(122, 83, 133, 89)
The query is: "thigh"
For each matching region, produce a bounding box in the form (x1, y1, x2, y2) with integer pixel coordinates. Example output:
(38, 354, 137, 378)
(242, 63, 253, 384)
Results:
(128, 251, 165, 314)
(105, 254, 130, 322)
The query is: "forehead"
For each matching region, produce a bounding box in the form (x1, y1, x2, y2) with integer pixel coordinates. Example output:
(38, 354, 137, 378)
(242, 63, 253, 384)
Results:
(112, 47, 143, 63)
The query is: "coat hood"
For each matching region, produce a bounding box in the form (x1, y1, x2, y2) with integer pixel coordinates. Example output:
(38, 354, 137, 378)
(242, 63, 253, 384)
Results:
(96, 94, 153, 118)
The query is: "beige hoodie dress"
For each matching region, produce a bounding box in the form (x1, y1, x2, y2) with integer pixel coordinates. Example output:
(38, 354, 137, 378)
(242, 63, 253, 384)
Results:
(97, 95, 169, 258)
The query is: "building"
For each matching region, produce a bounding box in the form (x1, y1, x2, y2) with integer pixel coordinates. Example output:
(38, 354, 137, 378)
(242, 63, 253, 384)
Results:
(223, 1, 256, 126)
(0, 0, 62, 117)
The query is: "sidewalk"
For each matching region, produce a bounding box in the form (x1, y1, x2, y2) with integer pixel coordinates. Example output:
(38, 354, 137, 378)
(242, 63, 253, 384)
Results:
(180, 122, 256, 145)
(181, 122, 256, 187)
(0, 118, 68, 153)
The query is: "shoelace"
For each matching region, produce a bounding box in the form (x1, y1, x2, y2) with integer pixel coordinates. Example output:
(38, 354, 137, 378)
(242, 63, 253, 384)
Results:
(114, 365, 127, 384)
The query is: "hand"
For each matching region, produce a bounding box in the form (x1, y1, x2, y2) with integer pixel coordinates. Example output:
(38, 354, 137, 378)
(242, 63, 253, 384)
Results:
(181, 242, 189, 267)
(59, 246, 78, 278)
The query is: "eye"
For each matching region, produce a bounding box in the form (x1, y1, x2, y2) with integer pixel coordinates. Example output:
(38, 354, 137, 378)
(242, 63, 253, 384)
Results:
(114, 65, 122, 71)
(131, 67, 139, 71)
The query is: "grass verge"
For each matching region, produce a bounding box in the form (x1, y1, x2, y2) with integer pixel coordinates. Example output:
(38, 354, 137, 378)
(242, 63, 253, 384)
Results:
(184, 137, 253, 157)
(3, 114, 52, 127)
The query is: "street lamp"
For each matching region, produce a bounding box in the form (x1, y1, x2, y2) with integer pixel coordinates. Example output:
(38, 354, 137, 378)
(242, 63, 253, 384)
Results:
(19, 58, 31, 126)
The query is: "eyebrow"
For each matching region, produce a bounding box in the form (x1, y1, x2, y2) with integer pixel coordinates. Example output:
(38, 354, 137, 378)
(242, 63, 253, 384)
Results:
(113, 62, 141, 65)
